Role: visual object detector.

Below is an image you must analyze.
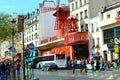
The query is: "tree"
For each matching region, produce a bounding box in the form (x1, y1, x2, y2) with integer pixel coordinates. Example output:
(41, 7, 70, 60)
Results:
(0, 13, 17, 43)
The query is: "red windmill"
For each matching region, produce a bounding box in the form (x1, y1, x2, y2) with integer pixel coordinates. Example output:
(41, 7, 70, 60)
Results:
(41, 0, 70, 38)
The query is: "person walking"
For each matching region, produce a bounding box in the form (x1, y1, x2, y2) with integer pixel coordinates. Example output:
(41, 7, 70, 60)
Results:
(99, 56, 103, 71)
(91, 58, 94, 71)
(81, 57, 88, 73)
(72, 60, 76, 74)
(93, 59, 97, 71)
(16, 61, 21, 80)
(1, 60, 7, 80)
(5, 61, 11, 80)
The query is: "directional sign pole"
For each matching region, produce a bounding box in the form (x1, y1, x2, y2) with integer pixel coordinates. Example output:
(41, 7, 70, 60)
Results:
(28, 42, 35, 79)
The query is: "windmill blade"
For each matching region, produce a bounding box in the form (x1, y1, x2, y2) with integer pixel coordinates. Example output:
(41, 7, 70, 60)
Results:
(41, 7, 56, 13)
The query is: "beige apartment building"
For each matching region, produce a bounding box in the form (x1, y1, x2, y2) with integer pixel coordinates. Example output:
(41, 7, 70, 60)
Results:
(69, 0, 120, 61)
(98, 2, 120, 61)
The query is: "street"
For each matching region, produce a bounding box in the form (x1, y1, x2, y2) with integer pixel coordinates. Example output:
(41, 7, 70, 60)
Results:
(29, 69, 120, 80)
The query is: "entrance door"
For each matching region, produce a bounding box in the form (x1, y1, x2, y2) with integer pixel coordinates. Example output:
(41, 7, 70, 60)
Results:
(103, 50, 107, 61)
(73, 44, 89, 60)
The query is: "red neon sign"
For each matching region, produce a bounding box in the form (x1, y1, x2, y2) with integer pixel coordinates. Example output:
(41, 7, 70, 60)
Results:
(64, 32, 88, 45)
(115, 13, 120, 22)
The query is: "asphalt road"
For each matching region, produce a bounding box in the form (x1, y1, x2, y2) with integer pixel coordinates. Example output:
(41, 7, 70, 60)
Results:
(30, 68, 120, 80)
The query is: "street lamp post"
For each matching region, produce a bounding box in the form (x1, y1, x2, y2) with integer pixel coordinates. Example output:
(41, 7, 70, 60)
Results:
(11, 18, 16, 80)
(22, 15, 26, 80)
(22, 14, 30, 80)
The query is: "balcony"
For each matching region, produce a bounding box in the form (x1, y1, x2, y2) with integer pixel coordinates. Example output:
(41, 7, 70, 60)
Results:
(37, 36, 64, 50)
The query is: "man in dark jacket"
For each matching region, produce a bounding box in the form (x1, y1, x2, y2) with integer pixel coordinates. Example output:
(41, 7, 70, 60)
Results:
(1, 60, 7, 80)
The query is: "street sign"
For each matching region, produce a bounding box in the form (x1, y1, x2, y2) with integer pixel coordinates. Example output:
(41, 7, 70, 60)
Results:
(11, 47, 17, 53)
(28, 43, 35, 51)
(114, 44, 119, 53)
(11, 48, 17, 56)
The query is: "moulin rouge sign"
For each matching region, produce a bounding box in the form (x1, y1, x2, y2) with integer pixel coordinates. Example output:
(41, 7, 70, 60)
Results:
(64, 32, 88, 45)
(115, 13, 120, 22)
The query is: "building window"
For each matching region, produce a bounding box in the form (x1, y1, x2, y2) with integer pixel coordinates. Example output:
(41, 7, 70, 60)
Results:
(97, 38, 100, 45)
(26, 37, 28, 42)
(35, 33, 38, 39)
(32, 34, 33, 40)
(29, 36, 31, 41)
(84, 10, 88, 18)
(92, 39, 95, 48)
(91, 23, 94, 33)
(84, 0, 87, 5)
(85, 24, 88, 31)
(29, 28, 30, 33)
(95, 22, 99, 32)
(81, 24, 84, 31)
(80, 12, 83, 20)
(79, 0, 82, 7)
(72, 3, 74, 11)
(103, 28, 114, 44)
(106, 13, 110, 19)
(32, 26, 33, 32)
(76, 14, 78, 19)
(75, 1, 78, 9)
(35, 24, 37, 30)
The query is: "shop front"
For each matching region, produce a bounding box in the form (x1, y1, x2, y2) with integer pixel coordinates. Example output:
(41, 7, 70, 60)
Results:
(103, 26, 120, 62)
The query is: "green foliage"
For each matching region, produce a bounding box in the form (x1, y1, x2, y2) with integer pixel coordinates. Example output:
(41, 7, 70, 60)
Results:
(0, 13, 17, 43)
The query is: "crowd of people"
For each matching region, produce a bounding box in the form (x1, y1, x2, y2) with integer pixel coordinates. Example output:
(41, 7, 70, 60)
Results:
(0, 58, 21, 80)
(68, 56, 120, 74)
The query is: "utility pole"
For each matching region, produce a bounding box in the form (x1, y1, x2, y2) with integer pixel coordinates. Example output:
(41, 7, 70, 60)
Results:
(11, 18, 16, 80)
(22, 15, 26, 80)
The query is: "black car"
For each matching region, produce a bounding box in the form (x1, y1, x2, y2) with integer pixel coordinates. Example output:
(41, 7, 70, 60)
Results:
(42, 63, 58, 71)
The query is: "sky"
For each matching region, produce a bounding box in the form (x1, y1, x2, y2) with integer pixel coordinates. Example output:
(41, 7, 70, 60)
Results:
(0, 0, 69, 15)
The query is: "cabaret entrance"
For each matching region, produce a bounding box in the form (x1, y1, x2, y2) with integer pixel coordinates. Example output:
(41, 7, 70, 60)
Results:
(64, 32, 90, 60)
(73, 43, 89, 60)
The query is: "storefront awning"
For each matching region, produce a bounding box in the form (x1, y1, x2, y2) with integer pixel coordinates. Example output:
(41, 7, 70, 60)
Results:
(36, 38, 64, 50)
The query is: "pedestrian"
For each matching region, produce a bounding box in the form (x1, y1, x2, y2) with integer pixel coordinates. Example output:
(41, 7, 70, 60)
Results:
(5, 61, 11, 80)
(99, 56, 103, 71)
(93, 58, 97, 71)
(77, 59, 81, 69)
(72, 60, 76, 74)
(1, 60, 7, 80)
(16, 61, 21, 80)
(91, 58, 94, 71)
(81, 57, 88, 72)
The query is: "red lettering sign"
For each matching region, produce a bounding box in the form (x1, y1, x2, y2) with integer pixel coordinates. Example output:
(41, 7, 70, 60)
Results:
(115, 13, 120, 22)
(64, 32, 88, 45)
(114, 38, 120, 44)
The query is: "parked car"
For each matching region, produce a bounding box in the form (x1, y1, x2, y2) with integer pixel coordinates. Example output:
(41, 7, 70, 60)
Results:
(86, 64, 92, 70)
(42, 63, 58, 71)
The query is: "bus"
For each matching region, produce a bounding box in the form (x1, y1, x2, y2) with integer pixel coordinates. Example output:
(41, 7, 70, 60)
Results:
(32, 54, 67, 69)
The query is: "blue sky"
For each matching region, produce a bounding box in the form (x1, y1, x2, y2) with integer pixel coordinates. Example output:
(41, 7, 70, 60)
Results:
(0, 0, 69, 15)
